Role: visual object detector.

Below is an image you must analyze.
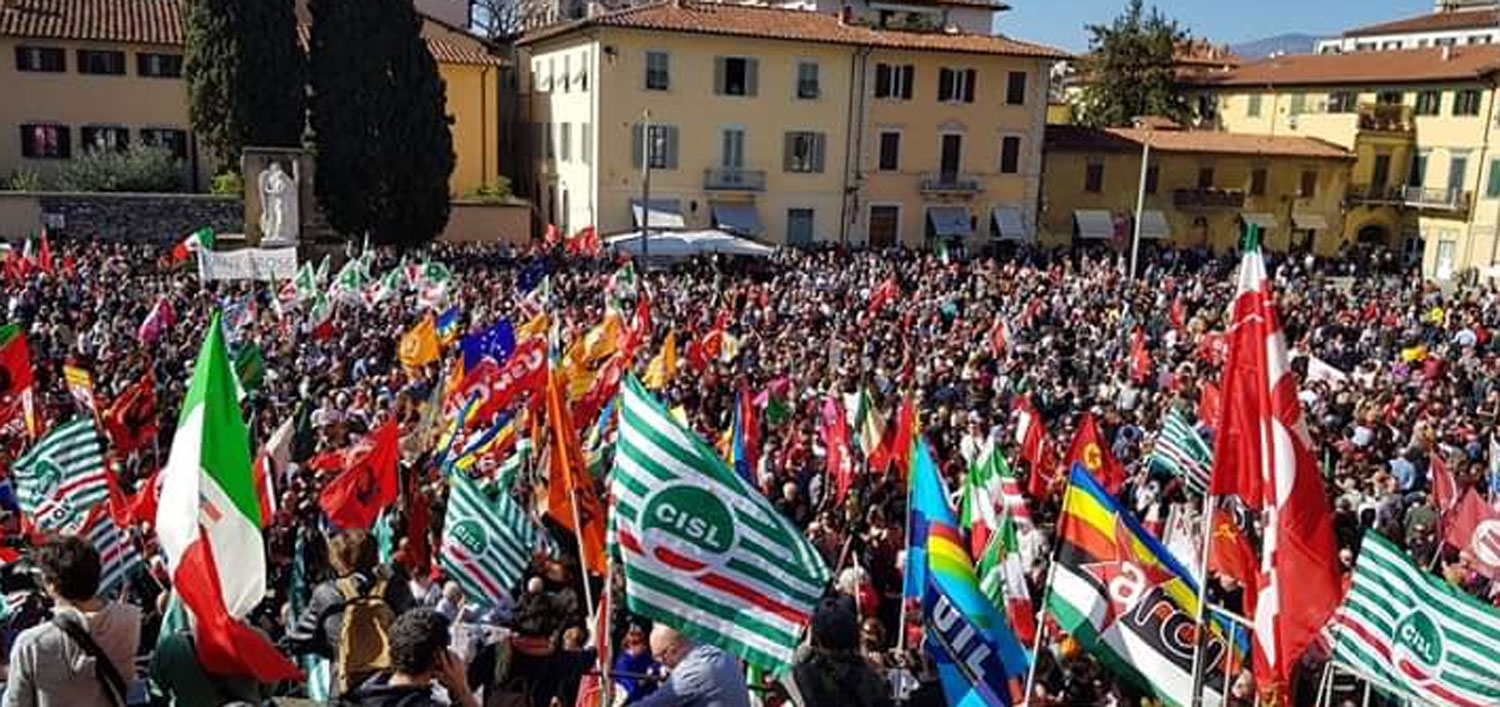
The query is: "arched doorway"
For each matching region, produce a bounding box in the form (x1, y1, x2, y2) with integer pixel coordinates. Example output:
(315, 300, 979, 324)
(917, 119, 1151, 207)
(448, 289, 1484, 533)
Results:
(1357, 223, 1390, 245)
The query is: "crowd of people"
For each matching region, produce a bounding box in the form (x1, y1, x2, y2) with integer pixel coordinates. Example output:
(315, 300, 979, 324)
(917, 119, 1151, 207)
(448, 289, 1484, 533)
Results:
(0, 236, 1493, 707)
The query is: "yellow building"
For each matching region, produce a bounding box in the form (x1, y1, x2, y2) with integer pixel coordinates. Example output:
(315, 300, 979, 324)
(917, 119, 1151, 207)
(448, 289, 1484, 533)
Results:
(0, 0, 503, 196)
(1042, 124, 1354, 254)
(518, 0, 1066, 247)
(1192, 45, 1500, 280)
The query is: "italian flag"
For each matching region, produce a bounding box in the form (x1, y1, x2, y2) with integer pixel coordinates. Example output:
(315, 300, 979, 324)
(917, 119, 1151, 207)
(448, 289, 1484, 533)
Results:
(171, 227, 215, 262)
(155, 313, 300, 681)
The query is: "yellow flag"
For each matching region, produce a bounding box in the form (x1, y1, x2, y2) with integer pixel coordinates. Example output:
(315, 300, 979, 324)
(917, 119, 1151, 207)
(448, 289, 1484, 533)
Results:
(399, 315, 440, 369)
(517, 312, 550, 341)
(581, 313, 622, 363)
(643, 331, 677, 390)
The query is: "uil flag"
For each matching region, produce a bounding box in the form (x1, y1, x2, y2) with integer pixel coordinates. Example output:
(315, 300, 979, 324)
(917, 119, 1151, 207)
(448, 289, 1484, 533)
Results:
(1208, 245, 1340, 686)
(1065, 412, 1125, 495)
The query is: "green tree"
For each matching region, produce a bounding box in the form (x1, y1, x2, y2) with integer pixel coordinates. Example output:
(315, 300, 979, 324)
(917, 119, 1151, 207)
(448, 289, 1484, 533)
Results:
(308, 0, 455, 247)
(184, 0, 305, 167)
(1078, 0, 1191, 128)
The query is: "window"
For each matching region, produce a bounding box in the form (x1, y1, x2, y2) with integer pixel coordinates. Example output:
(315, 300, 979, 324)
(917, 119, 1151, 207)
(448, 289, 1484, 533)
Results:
(1449, 154, 1469, 192)
(1328, 91, 1358, 113)
(76, 49, 125, 75)
(1085, 162, 1104, 193)
(1376, 90, 1404, 106)
(1415, 90, 1442, 116)
(1197, 94, 1218, 121)
(721, 127, 745, 169)
(1454, 89, 1483, 116)
(543, 121, 553, 159)
(578, 51, 589, 91)
(783, 131, 826, 173)
(1300, 170, 1317, 198)
(715, 56, 757, 96)
(1144, 165, 1159, 194)
(81, 126, 128, 153)
(1251, 168, 1268, 196)
(1006, 71, 1027, 105)
(796, 61, 820, 99)
(1289, 93, 1307, 114)
(1247, 94, 1262, 117)
(1488, 158, 1500, 198)
(999, 136, 1021, 174)
(559, 122, 571, 162)
(562, 55, 571, 92)
(546, 58, 555, 91)
(1197, 167, 1214, 189)
(874, 63, 914, 99)
(1372, 153, 1391, 187)
(20, 124, 70, 159)
(645, 51, 669, 90)
(938, 68, 976, 103)
(786, 208, 815, 245)
(581, 122, 591, 166)
(632, 123, 678, 169)
(878, 131, 900, 171)
(1411, 151, 1429, 187)
(1471, 35, 1493, 45)
(1436, 37, 1457, 47)
(15, 46, 64, 72)
(137, 53, 182, 78)
(140, 128, 188, 159)
(1382, 41, 1402, 50)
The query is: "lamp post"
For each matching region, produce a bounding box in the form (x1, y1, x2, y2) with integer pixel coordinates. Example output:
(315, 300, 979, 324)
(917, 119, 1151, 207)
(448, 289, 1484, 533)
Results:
(639, 109, 655, 261)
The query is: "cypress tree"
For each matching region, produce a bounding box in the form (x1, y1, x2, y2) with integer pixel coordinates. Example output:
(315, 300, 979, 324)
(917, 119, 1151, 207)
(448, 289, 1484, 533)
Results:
(308, 0, 455, 246)
(184, 0, 304, 167)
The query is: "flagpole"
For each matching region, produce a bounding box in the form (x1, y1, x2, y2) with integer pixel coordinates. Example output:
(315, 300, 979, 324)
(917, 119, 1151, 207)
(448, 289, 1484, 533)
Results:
(895, 472, 914, 657)
(1022, 471, 1072, 707)
(1188, 483, 1217, 706)
(569, 484, 598, 628)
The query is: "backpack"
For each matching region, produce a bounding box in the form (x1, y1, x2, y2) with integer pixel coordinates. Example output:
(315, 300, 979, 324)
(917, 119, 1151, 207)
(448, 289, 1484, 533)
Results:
(334, 576, 396, 695)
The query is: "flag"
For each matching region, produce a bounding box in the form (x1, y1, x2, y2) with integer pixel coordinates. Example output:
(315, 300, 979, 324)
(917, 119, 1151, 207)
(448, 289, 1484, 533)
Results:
(1326, 531, 1500, 707)
(1432, 449, 1460, 525)
(36, 231, 52, 274)
(436, 307, 462, 346)
(543, 367, 607, 575)
(821, 396, 853, 505)
(851, 387, 886, 459)
(642, 331, 677, 390)
(1148, 407, 1212, 495)
(102, 373, 157, 455)
(903, 441, 947, 602)
(362, 267, 403, 307)
(138, 297, 176, 344)
(331, 255, 371, 302)
(83, 506, 142, 597)
(727, 388, 760, 486)
(398, 315, 440, 370)
(1208, 246, 1340, 686)
(870, 395, 914, 478)
(0, 323, 33, 399)
(233, 344, 264, 392)
(440, 471, 535, 604)
(988, 318, 1009, 359)
(1446, 489, 1500, 578)
(62, 364, 96, 415)
(252, 418, 294, 527)
(1129, 327, 1151, 383)
(976, 511, 1037, 646)
(306, 291, 335, 340)
(1208, 508, 1257, 590)
(317, 421, 401, 529)
(868, 277, 899, 315)
(11, 418, 108, 518)
(1014, 395, 1046, 470)
(1198, 381, 1222, 431)
(1065, 412, 1125, 496)
(154, 313, 301, 682)
(920, 443, 1029, 706)
(959, 448, 1004, 561)
(1047, 465, 1240, 707)
(171, 227, 215, 262)
(459, 320, 517, 372)
(613, 375, 830, 673)
(416, 261, 454, 309)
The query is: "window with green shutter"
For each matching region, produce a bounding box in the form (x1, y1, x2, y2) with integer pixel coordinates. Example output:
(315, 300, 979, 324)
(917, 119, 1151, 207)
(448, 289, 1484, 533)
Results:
(1487, 158, 1500, 198)
(783, 132, 825, 173)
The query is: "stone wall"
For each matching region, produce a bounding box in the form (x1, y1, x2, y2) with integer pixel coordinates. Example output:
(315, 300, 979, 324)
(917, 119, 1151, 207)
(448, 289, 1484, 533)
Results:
(0, 191, 241, 243)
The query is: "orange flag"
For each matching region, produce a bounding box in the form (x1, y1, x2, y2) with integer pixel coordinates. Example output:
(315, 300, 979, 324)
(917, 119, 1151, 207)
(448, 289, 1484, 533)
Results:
(544, 366, 607, 575)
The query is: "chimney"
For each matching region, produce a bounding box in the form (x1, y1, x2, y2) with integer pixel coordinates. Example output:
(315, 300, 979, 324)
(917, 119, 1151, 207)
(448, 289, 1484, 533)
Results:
(838, 4, 852, 24)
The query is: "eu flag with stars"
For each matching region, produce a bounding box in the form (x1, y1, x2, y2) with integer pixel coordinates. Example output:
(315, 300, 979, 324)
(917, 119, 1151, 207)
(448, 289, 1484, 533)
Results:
(460, 320, 516, 372)
(516, 260, 549, 294)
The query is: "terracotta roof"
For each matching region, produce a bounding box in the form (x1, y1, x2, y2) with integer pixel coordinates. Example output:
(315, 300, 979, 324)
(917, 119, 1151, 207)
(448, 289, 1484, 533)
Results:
(1, 0, 502, 65)
(1343, 5, 1499, 38)
(1045, 125, 1354, 160)
(520, 1, 1069, 59)
(1193, 45, 1500, 87)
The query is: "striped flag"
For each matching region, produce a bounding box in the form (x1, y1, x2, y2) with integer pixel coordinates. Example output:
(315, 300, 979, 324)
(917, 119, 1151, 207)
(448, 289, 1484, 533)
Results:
(613, 375, 830, 672)
(440, 472, 534, 605)
(960, 442, 1031, 560)
(1327, 531, 1500, 707)
(83, 508, 142, 598)
(12, 418, 108, 520)
(1148, 407, 1212, 494)
(977, 511, 1037, 646)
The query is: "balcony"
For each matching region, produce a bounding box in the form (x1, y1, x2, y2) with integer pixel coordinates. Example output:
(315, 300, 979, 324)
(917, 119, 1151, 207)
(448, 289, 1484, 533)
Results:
(1357, 103, 1415, 134)
(1172, 187, 1246, 209)
(703, 168, 766, 191)
(1402, 186, 1472, 214)
(1345, 184, 1404, 206)
(919, 172, 983, 194)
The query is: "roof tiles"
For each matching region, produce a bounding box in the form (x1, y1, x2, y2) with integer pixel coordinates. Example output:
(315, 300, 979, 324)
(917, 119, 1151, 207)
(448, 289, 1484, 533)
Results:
(1046, 124, 1354, 160)
(1343, 5, 1500, 38)
(1194, 45, 1500, 87)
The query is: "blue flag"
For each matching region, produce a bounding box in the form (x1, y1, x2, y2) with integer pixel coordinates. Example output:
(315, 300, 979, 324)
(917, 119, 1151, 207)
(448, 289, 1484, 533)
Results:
(436, 307, 461, 345)
(516, 259, 549, 294)
(904, 440, 952, 601)
(460, 320, 516, 372)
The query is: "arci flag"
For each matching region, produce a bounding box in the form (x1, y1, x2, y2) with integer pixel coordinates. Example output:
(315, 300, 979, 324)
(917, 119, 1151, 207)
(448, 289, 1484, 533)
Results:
(440, 472, 535, 604)
(1327, 531, 1500, 707)
(613, 375, 830, 673)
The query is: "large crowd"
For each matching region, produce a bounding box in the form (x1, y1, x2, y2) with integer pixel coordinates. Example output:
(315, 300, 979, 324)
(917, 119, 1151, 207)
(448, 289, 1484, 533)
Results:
(0, 236, 1494, 707)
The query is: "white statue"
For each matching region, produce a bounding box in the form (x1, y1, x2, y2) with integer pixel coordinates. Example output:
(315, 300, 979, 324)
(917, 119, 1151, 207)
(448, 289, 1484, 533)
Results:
(258, 161, 299, 245)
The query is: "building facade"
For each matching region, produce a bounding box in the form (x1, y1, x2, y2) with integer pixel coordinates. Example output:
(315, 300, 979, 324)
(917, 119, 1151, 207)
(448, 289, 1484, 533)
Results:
(1042, 125, 1354, 254)
(518, 0, 1064, 247)
(1316, 2, 1500, 55)
(1, 0, 504, 197)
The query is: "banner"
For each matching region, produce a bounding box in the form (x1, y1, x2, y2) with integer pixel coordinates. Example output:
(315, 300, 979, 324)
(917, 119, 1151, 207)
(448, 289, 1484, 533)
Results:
(197, 248, 299, 282)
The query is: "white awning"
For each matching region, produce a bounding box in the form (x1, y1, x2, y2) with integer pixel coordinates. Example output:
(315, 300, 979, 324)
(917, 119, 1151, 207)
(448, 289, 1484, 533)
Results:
(927, 207, 973, 239)
(1137, 210, 1170, 240)
(711, 203, 764, 236)
(991, 206, 1029, 241)
(1240, 212, 1277, 230)
(1074, 209, 1114, 240)
(631, 199, 686, 230)
(606, 229, 776, 258)
(1293, 212, 1329, 230)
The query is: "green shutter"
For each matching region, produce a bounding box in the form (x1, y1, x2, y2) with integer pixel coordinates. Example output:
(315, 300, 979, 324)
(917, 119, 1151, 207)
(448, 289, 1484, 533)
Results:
(875, 64, 891, 98)
(665, 126, 679, 169)
(1488, 159, 1500, 198)
(812, 133, 826, 173)
(632, 123, 643, 169)
(965, 69, 977, 103)
(901, 65, 914, 100)
(745, 58, 759, 96)
(783, 133, 796, 172)
(713, 56, 726, 95)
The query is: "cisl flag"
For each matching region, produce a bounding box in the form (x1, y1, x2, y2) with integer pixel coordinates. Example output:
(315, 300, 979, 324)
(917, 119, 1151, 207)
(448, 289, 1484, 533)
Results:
(155, 313, 300, 682)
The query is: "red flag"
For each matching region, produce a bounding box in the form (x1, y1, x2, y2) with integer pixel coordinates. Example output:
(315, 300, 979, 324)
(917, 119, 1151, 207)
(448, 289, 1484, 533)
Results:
(1171, 295, 1185, 330)
(988, 318, 1009, 358)
(36, 231, 53, 274)
(867, 277, 899, 315)
(870, 396, 914, 478)
(822, 397, 855, 505)
(103, 374, 157, 455)
(1014, 396, 1048, 469)
(1447, 489, 1500, 578)
(1431, 449, 1460, 526)
(0, 324, 33, 400)
(128, 469, 163, 526)
(1065, 412, 1125, 495)
(252, 453, 276, 528)
(404, 471, 432, 575)
(1207, 249, 1339, 686)
(1025, 433, 1060, 500)
(1130, 327, 1151, 383)
(317, 421, 401, 529)
(1198, 381, 1222, 430)
(1208, 509, 1257, 605)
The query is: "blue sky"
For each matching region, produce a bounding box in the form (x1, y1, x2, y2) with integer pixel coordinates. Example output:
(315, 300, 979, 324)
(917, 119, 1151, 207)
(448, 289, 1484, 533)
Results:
(1002, 0, 1433, 51)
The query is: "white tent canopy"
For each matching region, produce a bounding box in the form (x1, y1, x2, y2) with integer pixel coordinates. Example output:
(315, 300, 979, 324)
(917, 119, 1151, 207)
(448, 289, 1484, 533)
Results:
(606, 229, 777, 258)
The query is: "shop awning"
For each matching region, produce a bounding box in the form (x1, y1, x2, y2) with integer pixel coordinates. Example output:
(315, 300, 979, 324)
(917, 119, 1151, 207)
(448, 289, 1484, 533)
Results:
(606, 230, 776, 258)
(1137, 210, 1170, 240)
(1074, 209, 1114, 240)
(927, 207, 973, 239)
(1293, 213, 1329, 231)
(711, 203, 764, 236)
(1240, 212, 1277, 230)
(631, 199, 686, 230)
(991, 206, 1029, 241)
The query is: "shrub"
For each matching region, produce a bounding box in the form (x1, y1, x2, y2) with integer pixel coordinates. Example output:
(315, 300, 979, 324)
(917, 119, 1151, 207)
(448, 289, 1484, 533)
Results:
(2, 169, 44, 192)
(211, 171, 244, 196)
(464, 177, 513, 203)
(52, 144, 184, 193)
